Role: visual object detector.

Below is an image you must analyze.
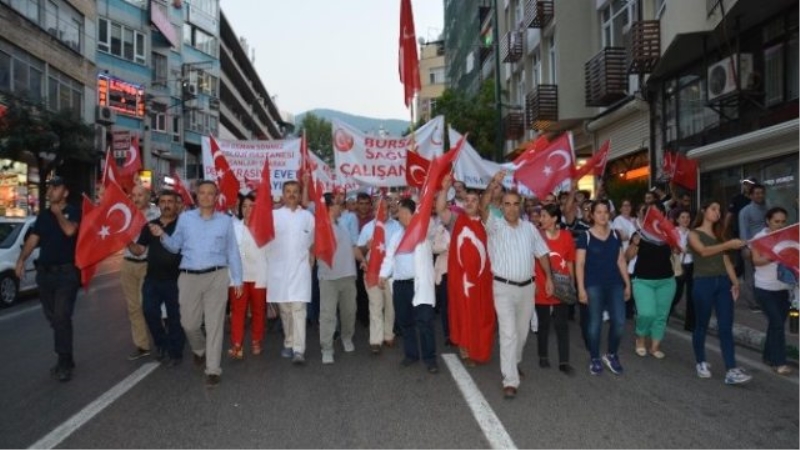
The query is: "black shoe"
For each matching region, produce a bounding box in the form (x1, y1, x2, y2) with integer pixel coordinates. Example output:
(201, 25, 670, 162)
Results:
(163, 356, 183, 367)
(427, 364, 440, 374)
(503, 386, 517, 399)
(193, 353, 206, 369)
(400, 358, 419, 367)
(155, 347, 167, 362)
(370, 344, 382, 355)
(127, 347, 151, 361)
(205, 374, 221, 388)
(539, 358, 551, 369)
(559, 364, 575, 376)
(51, 365, 72, 382)
(444, 339, 455, 348)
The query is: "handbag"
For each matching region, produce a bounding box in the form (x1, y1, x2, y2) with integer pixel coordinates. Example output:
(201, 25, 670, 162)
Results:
(671, 252, 684, 278)
(552, 271, 577, 305)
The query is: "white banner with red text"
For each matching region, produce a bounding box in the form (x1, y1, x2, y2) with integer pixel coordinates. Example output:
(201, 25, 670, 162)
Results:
(201, 136, 302, 191)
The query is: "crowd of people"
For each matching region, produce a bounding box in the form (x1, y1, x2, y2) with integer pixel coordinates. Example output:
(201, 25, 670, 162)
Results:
(20, 172, 796, 395)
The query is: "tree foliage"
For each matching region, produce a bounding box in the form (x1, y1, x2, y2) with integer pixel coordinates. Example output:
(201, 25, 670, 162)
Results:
(296, 112, 333, 165)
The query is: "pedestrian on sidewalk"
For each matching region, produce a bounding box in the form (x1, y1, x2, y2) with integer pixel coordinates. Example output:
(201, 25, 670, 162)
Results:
(739, 184, 770, 312)
(267, 180, 314, 365)
(16, 176, 80, 382)
(688, 201, 751, 385)
(151, 180, 243, 388)
(121, 185, 161, 361)
(671, 209, 695, 331)
(228, 193, 268, 360)
(318, 193, 360, 364)
(576, 200, 631, 377)
(751, 207, 794, 376)
(629, 204, 677, 360)
(128, 190, 185, 367)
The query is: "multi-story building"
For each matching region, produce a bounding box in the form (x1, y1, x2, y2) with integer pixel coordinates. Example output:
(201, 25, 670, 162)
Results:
(416, 39, 446, 123)
(218, 10, 284, 141)
(444, 0, 491, 95)
(647, 0, 798, 221)
(0, 0, 97, 209)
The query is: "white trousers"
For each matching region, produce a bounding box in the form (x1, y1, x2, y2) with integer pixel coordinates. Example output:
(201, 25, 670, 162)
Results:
(493, 281, 535, 388)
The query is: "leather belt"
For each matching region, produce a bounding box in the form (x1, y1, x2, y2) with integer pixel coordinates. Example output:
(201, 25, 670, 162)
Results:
(180, 266, 225, 275)
(124, 257, 146, 263)
(37, 263, 76, 274)
(493, 276, 534, 287)
(393, 279, 414, 284)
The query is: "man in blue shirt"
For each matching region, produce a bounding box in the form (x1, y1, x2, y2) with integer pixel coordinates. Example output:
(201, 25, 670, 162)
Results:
(150, 180, 243, 388)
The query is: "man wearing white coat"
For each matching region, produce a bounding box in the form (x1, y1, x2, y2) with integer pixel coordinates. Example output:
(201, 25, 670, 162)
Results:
(266, 180, 315, 365)
(379, 198, 438, 374)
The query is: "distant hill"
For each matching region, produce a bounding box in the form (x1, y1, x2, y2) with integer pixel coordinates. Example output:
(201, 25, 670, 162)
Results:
(296, 108, 410, 137)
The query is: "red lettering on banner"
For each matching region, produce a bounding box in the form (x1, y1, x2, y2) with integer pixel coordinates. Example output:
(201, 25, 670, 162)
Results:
(339, 163, 405, 178)
(365, 149, 405, 161)
(363, 138, 412, 149)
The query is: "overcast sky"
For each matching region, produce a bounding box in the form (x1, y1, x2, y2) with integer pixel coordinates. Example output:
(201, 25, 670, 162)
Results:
(220, 0, 444, 121)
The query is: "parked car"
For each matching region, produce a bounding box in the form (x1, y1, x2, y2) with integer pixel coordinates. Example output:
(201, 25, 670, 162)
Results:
(0, 217, 39, 305)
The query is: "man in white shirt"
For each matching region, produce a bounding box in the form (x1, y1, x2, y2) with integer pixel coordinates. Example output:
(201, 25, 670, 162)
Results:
(379, 198, 438, 374)
(266, 181, 315, 365)
(358, 194, 403, 354)
(318, 193, 361, 364)
(481, 171, 554, 399)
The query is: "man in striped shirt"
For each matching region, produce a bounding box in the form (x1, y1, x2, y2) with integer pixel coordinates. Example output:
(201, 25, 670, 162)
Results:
(481, 171, 554, 399)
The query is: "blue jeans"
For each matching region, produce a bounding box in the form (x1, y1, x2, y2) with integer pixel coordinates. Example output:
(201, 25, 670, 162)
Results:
(393, 280, 436, 366)
(142, 278, 185, 359)
(36, 267, 80, 367)
(692, 275, 736, 369)
(585, 284, 625, 359)
(755, 287, 790, 366)
(436, 274, 449, 341)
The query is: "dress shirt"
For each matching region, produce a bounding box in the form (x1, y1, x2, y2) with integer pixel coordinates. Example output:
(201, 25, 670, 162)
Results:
(265, 206, 315, 303)
(739, 202, 769, 241)
(124, 204, 160, 260)
(233, 219, 268, 288)
(357, 217, 403, 249)
(318, 221, 357, 281)
(485, 215, 549, 283)
(380, 228, 436, 307)
(160, 209, 243, 286)
(339, 211, 360, 244)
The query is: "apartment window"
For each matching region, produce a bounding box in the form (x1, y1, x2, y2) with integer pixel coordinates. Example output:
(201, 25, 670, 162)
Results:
(532, 52, 541, 86)
(29, 67, 42, 103)
(0, 46, 46, 103)
(655, 0, 666, 19)
(0, 52, 10, 92)
(152, 53, 168, 84)
(764, 43, 785, 106)
(601, 0, 632, 47)
(517, 68, 526, 107)
(515, 0, 524, 26)
(45, 0, 57, 34)
(10, 0, 39, 23)
(191, 0, 217, 18)
(151, 103, 167, 132)
(172, 115, 181, 142)
(428, 67, 445, 85)
(763, 16, 799, 107)
(183, 23, 192, 45)
(189, 27, 217, 57)
(197, 71, 217, 96)
(12, 59, 27, 96)
(47, 68, 83, 115)
(547, 36, 556, 83)
(98, 18, 146, 65)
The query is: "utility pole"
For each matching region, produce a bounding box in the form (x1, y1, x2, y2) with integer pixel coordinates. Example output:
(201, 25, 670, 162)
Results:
(492, 0, 504, 162)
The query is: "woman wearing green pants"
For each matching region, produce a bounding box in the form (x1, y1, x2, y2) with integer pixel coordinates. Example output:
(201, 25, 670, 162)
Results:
(628, 205, 677, 358)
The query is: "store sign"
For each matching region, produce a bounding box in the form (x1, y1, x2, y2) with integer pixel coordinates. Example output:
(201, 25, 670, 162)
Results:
(188, 4, 217, 33)
(98, 74, 145, 117)
(113, 130, 131, 158)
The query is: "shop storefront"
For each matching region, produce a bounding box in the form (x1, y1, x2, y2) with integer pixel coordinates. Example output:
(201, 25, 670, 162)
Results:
(0, 159, 39, 217)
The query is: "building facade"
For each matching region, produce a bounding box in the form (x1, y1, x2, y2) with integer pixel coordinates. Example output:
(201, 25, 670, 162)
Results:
(444, 0, 490, 95)
(416, 39, 446, 123)
(0, 0, 97, 211)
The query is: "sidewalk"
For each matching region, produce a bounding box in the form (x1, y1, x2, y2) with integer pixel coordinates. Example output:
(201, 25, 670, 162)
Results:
(671, 296, 799, 364)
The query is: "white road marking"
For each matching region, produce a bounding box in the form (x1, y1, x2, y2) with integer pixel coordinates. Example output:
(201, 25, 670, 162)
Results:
(665, 328, 798, 385)
(29, 362, 160, 449)
(442, 354, 517, 449)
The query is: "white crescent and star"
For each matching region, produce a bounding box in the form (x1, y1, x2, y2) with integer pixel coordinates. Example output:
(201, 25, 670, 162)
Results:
(772, 240, 800, 256)
(409, 165, 426, 185)
(457, 226, 487, 297)
(106, 203, 132, 234)
(549, 251, 567, 270)
(652, 219, 663, 236)
(546, 150, 572, 171)
(122, 145, 139, 168)
(430, 126, 443, 146)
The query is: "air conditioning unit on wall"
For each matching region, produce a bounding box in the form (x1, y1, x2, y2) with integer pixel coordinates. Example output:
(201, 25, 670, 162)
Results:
(95, 105, 116, 125)
(707, 53, 754, 101)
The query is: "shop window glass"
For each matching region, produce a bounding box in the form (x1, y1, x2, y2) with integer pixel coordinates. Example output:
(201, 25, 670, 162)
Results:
(48, 76, 58, 111)
(111, 23, 122, 56)
(12, 59, 27, 95)
(29, 67, 42, 103)
(0, 52, 10, 92)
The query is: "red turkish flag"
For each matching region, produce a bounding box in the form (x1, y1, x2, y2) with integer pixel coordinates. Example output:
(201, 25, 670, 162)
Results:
(574, 140, 610, 180)
(671, 153, 698, 190)
(662, 151, 676, 178)
(80, 194, 98, 289)
(75, 182, 147, 269)
(209, 136, 240, 211)
(365, 198, 388, 288)
(114, 136, 142, 193)
(101, 147, 121, 190)
(396, 133, 467, 254)
(641, 205, 682, 249)
(405, 150, 430, 189)
(447, 214, 495, 363)
(310, 176, 337, 267)
(511, 135, 550, 169)
(750, 224, 800, 275)
(398, 0, 420, 107)
(171, 170, 194, 207)
(513, 133, 574, 197)
(248, 157, 275, 247)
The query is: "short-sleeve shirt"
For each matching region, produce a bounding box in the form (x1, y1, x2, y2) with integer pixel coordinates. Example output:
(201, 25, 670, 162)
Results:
(137, 218, 181, 281)
(576, 229, 624, 288)
(535, 230, 575, 305)
(632, 236, 673, 280)
(727, 193, 750, 237)
(485, 215, 549, 283)
(32, 204, 81, 265)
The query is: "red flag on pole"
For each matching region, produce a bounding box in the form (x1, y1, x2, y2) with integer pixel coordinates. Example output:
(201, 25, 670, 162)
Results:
(398, 0, 421, 108)
(171, 170, 194, 207)
(365, 198, 388, 288)
(574, 140, 610, 180)
(671, 153, 698, 190)
(310, 176, 337, 267)
(405, 150, 430, 189)
(119, 135, 142, 178)
(749, 224, 800, 275)
(641, 205, 682, 249)
(513, 133, 574, 197)
(101, 147, 121, 190)
(79, 194, 98, 289)
(396, 133, 467, 254)
(511, 135, 550, 169)
(248, 157, 275, 247)
(209, 136, 240, 211)
(75, 182, 147, 269)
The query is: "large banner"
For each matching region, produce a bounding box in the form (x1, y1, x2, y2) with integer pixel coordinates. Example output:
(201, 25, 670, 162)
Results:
(201, 136, 302, 190)
(332, 115, 444, 187)
(451, 128, 521, 191)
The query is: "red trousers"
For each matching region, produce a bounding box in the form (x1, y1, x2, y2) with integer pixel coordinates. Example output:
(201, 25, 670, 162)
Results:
(229, 282, 267, 346)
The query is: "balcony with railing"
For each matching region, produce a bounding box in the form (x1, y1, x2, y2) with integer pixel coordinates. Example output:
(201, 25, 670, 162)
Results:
(627, 21, 661, 74)
(525, 84, 558, 130)
(524, 0, 554, 29)
(501, 30, 524, 63)
(503, 111, 525, 140)
(585, 47, 628, 107)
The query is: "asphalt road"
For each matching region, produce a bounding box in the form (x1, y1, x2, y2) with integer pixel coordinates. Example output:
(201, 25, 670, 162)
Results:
(0, 266, 797, 449)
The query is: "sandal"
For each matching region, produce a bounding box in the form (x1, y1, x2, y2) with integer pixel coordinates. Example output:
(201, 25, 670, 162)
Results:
(649, 350, 666, 359)
(227, 345, 244, 360)
(635, 347, 647, 357)
(252, 341, 262, 356)
(775, 365, 792, 375)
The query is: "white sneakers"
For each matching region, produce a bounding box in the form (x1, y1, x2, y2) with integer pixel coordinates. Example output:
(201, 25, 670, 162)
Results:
(696, 362, 712, 379)
(342, 339, 355, 353)
(322, 351, 334, 365)
(696, 362, 753, 385)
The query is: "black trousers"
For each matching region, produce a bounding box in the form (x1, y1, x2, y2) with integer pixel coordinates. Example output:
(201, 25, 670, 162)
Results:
(355, 264, 369, 327)
(37, 266, 80, 368)
(436, 274, 449, 341)
(536, 304, 570, 364)
(671, 262, 695, 331)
